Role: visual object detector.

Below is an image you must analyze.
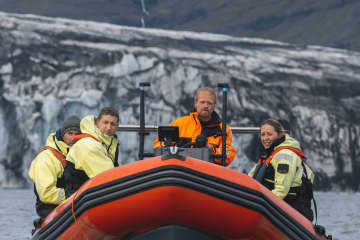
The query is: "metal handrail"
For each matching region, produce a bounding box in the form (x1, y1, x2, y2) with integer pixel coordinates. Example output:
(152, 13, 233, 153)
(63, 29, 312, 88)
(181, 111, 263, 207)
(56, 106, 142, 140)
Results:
(117, 125, 260, 134)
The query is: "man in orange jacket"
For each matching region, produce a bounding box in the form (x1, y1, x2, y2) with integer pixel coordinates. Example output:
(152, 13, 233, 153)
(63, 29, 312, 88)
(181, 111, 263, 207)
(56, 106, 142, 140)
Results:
(153, 87, 236, 166)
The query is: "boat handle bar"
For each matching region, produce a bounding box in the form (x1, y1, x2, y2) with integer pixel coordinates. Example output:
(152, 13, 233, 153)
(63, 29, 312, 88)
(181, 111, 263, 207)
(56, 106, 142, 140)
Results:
(117, 125, 260, 134)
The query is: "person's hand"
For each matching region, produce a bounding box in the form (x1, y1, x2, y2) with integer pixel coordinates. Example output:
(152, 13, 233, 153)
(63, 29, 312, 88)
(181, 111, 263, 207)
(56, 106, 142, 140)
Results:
(195, 135, 207, 148)
(213, 157, 222, 164)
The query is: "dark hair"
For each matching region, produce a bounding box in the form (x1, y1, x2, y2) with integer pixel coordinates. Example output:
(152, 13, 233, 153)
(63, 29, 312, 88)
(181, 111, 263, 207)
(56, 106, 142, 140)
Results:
(277, 119, 290, 134)
(260, 119, 284, 135)
(96, 107, 119, 123)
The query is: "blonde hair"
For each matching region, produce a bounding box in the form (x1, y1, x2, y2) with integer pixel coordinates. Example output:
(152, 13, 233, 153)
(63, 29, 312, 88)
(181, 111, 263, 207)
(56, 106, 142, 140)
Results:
(194, 87, 216, 104)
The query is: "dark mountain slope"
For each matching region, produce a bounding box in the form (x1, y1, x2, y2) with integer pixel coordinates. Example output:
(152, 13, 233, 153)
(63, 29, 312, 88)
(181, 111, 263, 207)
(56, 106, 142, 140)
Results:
(0, 0, 359, 51)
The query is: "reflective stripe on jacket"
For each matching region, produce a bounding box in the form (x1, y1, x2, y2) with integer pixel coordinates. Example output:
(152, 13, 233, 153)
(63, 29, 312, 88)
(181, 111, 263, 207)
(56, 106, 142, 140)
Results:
(153, 112, 236, 166)
(28, 133, 68, 206)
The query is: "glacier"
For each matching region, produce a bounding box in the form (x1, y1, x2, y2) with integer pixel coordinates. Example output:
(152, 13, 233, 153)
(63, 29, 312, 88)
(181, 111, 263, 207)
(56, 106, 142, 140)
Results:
(0, 12, 359, 190)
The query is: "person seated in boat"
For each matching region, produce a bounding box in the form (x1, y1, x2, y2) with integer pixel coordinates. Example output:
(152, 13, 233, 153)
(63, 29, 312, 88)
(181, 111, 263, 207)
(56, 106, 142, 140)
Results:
(63, 107, 119, 197)
(153, 87, 236, 166)
(29, 116, 81, 222)
(248, 119, 314, 221)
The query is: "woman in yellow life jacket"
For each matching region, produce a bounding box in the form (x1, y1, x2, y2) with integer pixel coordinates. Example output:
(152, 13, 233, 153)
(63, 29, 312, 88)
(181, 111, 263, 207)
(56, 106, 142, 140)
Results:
(28, 116, 81, 220)
(248, 119, 314, 221)
(63, 107, 119, 197)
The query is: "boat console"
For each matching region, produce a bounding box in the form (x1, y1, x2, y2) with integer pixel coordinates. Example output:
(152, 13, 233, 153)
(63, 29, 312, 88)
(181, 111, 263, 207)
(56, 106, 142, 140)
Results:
(153, 147, 213, 162)
(153, 126, 214, 162)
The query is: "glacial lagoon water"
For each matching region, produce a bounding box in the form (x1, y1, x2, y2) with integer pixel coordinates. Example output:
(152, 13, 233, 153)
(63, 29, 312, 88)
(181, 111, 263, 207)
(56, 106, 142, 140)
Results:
(0, 189, 359, 240)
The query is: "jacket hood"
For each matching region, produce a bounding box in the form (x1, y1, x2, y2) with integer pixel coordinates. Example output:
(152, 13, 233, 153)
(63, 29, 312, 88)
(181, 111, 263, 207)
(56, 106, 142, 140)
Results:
(80, 115, 117, 150)
(45, 132, 70, 156)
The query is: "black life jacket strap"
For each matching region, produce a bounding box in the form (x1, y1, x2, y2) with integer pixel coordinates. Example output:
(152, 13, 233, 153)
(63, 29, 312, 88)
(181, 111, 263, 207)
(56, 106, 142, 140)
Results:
(302, 162, 318, 224)
(253, 163, 268, 183)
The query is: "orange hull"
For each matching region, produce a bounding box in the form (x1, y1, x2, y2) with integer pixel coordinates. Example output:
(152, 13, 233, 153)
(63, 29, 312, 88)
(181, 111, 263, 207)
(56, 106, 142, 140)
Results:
(32, 156, 328, 240)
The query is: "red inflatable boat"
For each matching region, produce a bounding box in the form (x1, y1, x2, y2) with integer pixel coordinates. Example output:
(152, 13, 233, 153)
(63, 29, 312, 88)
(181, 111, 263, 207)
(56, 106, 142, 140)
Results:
(31, 153, 330, 240)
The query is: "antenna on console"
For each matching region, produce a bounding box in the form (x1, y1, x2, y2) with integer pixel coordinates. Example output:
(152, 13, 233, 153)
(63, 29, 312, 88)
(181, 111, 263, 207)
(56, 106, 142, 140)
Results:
(217, 83, 229, 166)
(138, 82, 150, 160)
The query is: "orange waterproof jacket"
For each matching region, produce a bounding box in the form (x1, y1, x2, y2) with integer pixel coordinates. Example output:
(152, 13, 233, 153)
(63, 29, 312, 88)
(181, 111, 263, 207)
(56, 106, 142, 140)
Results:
(153, 112, 236, 166)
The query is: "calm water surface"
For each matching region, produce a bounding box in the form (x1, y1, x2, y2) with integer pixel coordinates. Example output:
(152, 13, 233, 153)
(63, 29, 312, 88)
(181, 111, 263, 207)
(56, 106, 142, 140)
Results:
(0, 189, 358, 240)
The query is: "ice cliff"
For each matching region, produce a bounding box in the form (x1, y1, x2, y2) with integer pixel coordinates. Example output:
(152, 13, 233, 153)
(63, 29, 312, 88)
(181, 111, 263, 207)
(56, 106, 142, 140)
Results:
(0, 12, 359, 190)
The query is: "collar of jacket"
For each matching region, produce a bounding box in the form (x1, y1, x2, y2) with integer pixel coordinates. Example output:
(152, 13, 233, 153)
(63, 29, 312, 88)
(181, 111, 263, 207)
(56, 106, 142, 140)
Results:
(46, 132, 71, 156)
(258, 135, 286, 160)
(73, 133, 99, 143)
(190, 111, 221, 126)
(80, 115, 118, 150)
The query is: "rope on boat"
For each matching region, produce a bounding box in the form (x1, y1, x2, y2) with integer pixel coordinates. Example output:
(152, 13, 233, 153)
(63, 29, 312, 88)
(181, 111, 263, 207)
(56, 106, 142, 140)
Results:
(71, 191, 89, 240)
